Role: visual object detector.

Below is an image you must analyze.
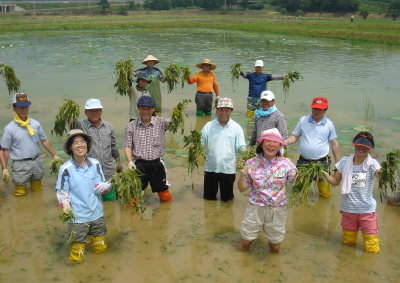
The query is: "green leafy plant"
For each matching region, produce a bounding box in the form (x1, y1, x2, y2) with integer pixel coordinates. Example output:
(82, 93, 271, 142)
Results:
(52, 99, 80, 137)
(114, 59, 133, 96)
(0, 63, 21, 94)
(282, 71, 302, 102)
(230, 63, 241, 84)
(378, 150, 400, 202)
(167, 99, 191, 134)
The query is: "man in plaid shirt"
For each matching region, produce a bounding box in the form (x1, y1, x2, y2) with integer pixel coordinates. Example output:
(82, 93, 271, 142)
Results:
(123, 96, 172, 202)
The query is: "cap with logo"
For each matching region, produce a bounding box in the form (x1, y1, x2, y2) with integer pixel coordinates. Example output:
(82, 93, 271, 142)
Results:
(310, 97, 328, 109)
(12, 93, 31, 107)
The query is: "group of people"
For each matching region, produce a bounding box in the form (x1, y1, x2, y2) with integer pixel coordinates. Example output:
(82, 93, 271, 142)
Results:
(0, 57, 392, 262)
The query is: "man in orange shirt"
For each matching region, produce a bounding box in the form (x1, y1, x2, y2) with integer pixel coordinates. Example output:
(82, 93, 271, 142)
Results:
(187, 59, 220, 116)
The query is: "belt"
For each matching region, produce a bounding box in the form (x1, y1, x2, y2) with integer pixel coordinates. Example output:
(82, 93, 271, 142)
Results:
(17, 155, 39, 161)
(197, 91, 212, 94)
(300, 155, 330, 162)
(135, 158, 160, 164)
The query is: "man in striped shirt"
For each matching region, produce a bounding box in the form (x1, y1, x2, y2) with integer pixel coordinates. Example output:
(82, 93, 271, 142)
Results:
(285, 97, 340, 198)
(123, 96, 172, 202)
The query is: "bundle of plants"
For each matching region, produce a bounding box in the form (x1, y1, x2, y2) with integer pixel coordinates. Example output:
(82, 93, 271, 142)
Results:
(0, 63, 21, 94)
(51, 159, 64, 176)
(378, 150, 400, 202)
(282, 71, 302, 101)
(181, 67, 191, 89)
(114, 59, 133, 96)
(112, 169, 145, 214)
(183, 130, 205, 174)
(288, 162, 325, 207)
(212, 96, 220, 110)
(236, 145, 257, 170)
(230, 63, 241, 84)
(52, 99, 80, 137)
(58, 211, 74, 223)
(164, 63, 181, 93)
(167, 99, 191, 134)
(58, 210, 76, 247)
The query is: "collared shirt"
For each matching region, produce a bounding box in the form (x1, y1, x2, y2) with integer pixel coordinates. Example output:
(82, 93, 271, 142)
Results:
(77, 119, 119, 180)
(1, 118, 47, 160)
(128, 86, 150, 119)
(123, 116, 170, 160)
(201, 118, 246, 174)
(242, 72, 273, 98)
(245, 154, 297, 207)
(56, 157, 104, 223)
(135, 67, 164, 80)
(292, 115, 337, 160)
(337, 156, 381, 213)
(250, 110, 288, 145)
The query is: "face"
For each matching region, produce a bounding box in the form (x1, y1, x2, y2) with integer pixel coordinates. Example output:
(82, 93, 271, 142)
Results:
(146, 61, 155, 68)
(311, 108, 326, 121)
(70, 135, 88, 158)
(138, 106, 155, 121)
(260, 99, 275, 110)
(216, 107, 233, 124)
(85, 109, 102, 124)
(261, 139, 281, 159)
(13, 106, 30, 120)
(354, 145, 371, 158)
(255, 66, 263, 74)
(202, 64, 211, 72)
(137, 78, 148, 89)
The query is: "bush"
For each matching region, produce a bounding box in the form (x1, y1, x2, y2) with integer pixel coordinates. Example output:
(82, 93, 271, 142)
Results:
(295, 9, 304, 17)
(280, 7, 287, 15)
(118, 6, 128, 15)
(248, 3, 264, 10)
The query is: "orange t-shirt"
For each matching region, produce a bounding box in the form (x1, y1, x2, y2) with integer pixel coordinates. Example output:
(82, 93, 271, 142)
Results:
(187, 71, 219, 95)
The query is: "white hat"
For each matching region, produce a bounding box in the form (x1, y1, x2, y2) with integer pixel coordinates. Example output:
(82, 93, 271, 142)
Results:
(255, 60, 264, 67)
(217, 97, 233, 109)
(85, 98, 103, 110)
(260, 90, 275, 101)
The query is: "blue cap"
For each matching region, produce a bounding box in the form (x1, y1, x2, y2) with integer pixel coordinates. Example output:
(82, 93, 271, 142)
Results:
(136, 73, 152, 83)
(137, 96, 155, 107)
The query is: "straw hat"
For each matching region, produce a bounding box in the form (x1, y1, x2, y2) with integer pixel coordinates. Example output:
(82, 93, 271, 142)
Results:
(142, 55, 160, 65)
(196, 59, 216, 70)
(64, 129, 92, 156)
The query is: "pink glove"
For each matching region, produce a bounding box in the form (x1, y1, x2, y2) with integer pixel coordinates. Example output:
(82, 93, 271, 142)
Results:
(94, 182, 112, 194)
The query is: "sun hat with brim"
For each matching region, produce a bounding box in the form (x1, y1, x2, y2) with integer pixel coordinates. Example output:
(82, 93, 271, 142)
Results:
(12, 93, 31, 107)
(142, 55, 160, 65)
(85, 98, 103, 110)
(257, 128, 287, 146)
(64, 129, 92, 156)
(216, 97, 233, 109)
(137, 95, 155, 107)
(353, 135, 374, 149)
(311, 97, 328, 109)
(196, 59, 216, 70)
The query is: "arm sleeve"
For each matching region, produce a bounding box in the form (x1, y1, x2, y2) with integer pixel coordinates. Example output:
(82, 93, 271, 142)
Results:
(187, 73, 198, 84)
(277, 114, 289, 140)
(241, 72, 250, 79)
(111, 128, 120, 159)
(1, 127, 12, 149)
(56, 189, 71, 206)
(287, 161, 298, 183)
(328, 121, 338, 141)
(200, 126, 208, 147)
(37, 123, 48, 141)
(371, 159, 381, 175)
(271, 74, 285, 80)
(123, 123, 134, 148)
(236, 127, 247, 152)
(56, 166, 70, 191)
(336, 157, 346, 173)
(156, 69, 164, 80)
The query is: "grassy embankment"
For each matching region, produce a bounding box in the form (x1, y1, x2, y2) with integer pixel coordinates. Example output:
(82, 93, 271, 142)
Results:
(1, 12, 400, 45)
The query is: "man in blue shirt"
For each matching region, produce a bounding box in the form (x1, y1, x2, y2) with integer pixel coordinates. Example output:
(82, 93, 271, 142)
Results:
(241, 60, 285, 118)
(201, 97, 246, 202)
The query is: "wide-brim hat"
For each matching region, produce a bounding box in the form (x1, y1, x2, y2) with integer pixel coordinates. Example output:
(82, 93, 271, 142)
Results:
(256, 128, 286, 146)
(142, 55, 160, 65)
(196, 59, 216, 70)
(64, 129, 92, 155)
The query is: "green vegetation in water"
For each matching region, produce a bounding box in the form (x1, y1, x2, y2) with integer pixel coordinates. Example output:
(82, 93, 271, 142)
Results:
(378, 150, 400, 202)
(230, 63, 241, 84)
(167, 99, 191, 134)
(112, 169, 146, 214)
(288, 162, 325, 207)
(114, 59, 133, 96)
(363, 96, 375, 132)
(183, 130, 205, 175)
(236, 145, 257, 170)
(52, 99, 80, 137)
(165, 64, 190, 93)
(51, 159, 64, 176)
(58, 211, 74, 223)
(0, 63, 21, 94)
(282, 71, 302, 102)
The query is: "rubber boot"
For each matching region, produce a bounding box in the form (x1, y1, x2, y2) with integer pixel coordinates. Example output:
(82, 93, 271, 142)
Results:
(362, 234, 380, 253)
(69, 243, 85, 261)
(205, 111, 212, 116)
(157, 190, 173, 202)
(317, 180, 331, 198)
(30, 180, 42, 192)
(14, 185, 27, 196)
(102, 187, 115, 201)
(342, 230, 358, 244)
(246, 110, 254, 118)
(196, 110, 205, 116)
(91, 236, 107, 254)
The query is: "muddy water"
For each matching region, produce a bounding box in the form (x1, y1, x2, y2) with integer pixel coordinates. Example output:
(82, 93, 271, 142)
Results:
(0, 29, 400, 282)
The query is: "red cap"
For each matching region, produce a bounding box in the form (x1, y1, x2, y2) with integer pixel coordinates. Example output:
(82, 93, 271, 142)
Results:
(311, 97, 328, 109)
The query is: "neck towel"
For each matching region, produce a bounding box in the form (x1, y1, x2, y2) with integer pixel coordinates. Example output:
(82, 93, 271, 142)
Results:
(14, 112, 35, 136)
(341, 153, 374, 194)
(255, 105, 277, 118)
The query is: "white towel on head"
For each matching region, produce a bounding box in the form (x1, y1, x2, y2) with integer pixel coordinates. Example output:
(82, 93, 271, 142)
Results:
(341, 153, 374, 194)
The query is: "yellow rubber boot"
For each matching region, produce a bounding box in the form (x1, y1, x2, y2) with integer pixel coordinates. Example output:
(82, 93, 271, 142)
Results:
(91, 236, 107, 254)
(317, 181, 331, 198)
(30, 180, 42, 192)
(246, 110, 254, 118)
(14, 185, 27, 196)
(69, 243, 85, 261)
(362, 234, 380, 253)
(342, 230, 358, 244)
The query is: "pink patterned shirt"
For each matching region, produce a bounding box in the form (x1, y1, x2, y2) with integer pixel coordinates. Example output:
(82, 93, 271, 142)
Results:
(245, 154, 297, 207)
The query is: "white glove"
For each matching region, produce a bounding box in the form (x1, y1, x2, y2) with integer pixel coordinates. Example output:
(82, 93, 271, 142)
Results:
(53, 155, 63, 162)
(2, 168, 9, 183)
(62, 202, 72, 214)
(94, 182, 112, 194)
(128, 161, 136, 170)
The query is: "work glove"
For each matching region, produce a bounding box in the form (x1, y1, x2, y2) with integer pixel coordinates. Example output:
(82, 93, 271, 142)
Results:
(94, 182, 112, 195)
(62, 202, 72, 214)
(128, 161, 136, 170)
(2, 168, 9, 183)
(116, 161, 123, 173)
(53, 155, 63, 162)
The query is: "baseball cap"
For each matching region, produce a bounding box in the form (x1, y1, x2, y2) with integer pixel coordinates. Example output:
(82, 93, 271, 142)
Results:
(137, 96, 155, 107)
(311, 97, 328, 109)
(216, 97, 234, 109)
(85, 98, 103, 110)
(12, 93, 31, 107)
(255, 60, 264, 67)
(260, 90, 275, 101)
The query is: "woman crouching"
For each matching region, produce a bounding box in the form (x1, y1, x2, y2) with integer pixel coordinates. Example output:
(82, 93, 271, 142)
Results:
(237, 128, 297, 253)
(56, 129, 112, 261)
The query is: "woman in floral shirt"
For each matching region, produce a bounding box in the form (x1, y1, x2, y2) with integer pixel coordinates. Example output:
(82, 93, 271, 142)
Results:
(237, 128, 297, 253)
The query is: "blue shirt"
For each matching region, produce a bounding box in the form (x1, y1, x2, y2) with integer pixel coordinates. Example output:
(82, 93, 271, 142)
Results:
(292, 115, 337, 160)
(1, 118, 48, 160)
(242, 72, 272, 98)
(56, 157, 105, 223)
(135, 67, 164, 80)
(201, 118, 246, 174)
